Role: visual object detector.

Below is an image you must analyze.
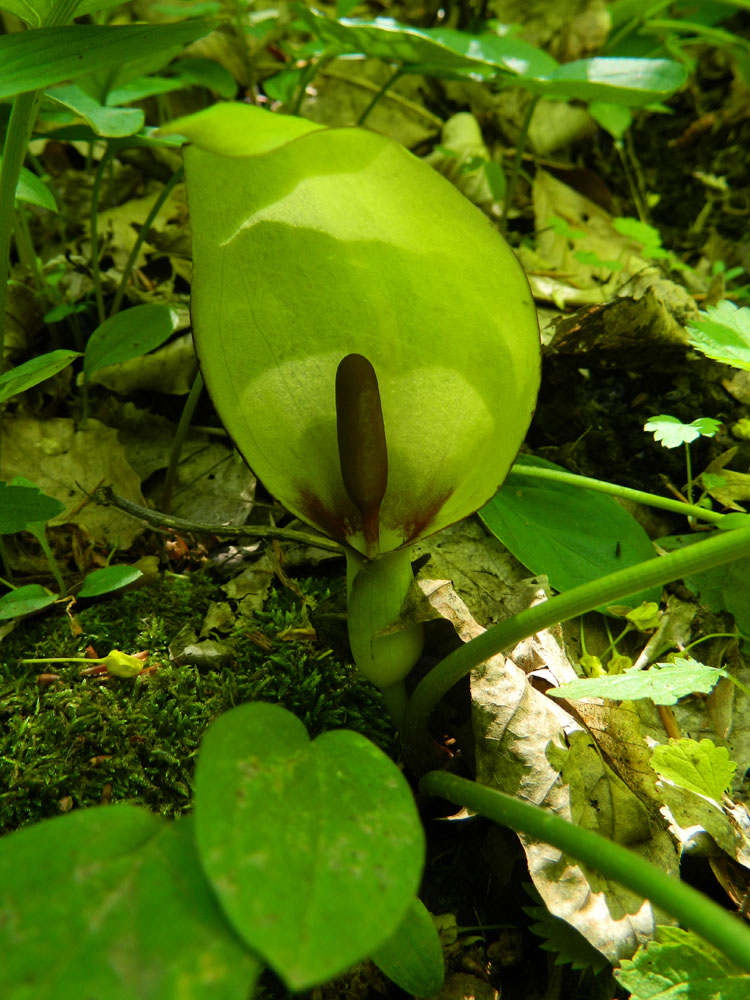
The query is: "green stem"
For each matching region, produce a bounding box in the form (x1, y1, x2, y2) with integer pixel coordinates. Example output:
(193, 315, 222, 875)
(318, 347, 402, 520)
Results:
(507, 462, 726, 525)
(110, 165, 184, 317)
(500, 93, 539, 234)
(684, 442, 694, 507)
(34, 528, 65, 595)
(402, 524, 750, 773)
(357, 65, 404, 127)
(420, 770, 750, 976)
(160, 369, 203, 514)
(21, 657, 106, 664)
(0, 92, 40, 364)
(90, 144, 113, 325)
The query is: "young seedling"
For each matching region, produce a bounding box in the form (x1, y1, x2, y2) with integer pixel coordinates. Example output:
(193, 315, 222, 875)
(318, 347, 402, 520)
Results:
(644, 413, 721, 508)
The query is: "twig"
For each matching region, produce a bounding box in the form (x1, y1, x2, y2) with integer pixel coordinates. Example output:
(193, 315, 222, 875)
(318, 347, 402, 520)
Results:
(93, 486, 343, 552)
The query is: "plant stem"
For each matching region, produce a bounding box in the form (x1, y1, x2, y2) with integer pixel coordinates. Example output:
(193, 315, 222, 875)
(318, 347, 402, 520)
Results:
(420, 770, 750, 976)
(357, 65, 404, 126)
(402, 524, 750, 773)
(684, 441, 694, 506)
(160, 369, 203, 514)
(93, 485, 342, 551)
(507, 462, 726, 525)
(90, 144, 113, 324)
(110, 165, 184, 317)
(0, 93, 40, 364)
(500, 93, 539, 234)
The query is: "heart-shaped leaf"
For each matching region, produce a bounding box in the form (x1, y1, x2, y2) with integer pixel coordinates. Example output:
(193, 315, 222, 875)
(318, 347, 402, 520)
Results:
(0, 481, 64, 533)
(77, 564, 143, 598)
(194, 702, 424, 990)
(0, 808, 260, 999)
(0, 583, 57, 620)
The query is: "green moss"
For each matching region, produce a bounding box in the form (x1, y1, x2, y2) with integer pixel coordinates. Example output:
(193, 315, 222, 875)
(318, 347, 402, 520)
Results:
(0, 570, 396, 836)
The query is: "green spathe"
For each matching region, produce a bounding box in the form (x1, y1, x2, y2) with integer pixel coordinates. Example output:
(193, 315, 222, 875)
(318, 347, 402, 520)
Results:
(166, 104, 540, 557)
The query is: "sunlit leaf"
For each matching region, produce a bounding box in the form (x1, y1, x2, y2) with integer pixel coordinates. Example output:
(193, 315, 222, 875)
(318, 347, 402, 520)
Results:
(83, 305, 180, 380)
(651, 737, 736, 801)
(551, 658, 728, 705)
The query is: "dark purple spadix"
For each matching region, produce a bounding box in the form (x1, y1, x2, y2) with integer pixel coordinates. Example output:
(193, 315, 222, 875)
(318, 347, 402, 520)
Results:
(336, 353, 388, 557)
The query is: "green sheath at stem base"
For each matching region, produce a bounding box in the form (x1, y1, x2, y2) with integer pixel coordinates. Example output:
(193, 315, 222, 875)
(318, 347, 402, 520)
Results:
(346, 547, 424, 725)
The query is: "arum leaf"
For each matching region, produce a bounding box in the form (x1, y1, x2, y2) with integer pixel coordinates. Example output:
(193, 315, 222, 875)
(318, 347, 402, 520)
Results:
(83, 305, 179, 380)
(0, 481, 64, 532)
(0, 808, 260, 999)
(164, 103, 540, 555)
(0, 349, 80, 403)
(77, 565, 143, 598)
(0, 584, 57, 620)
(0, 20, 216, 101)
(550, 658, 728, 705)
(194, 702, 424, 990)
(480, 454, 660, 607)
(688, 301, 750, 371)
(650, 738, 736, 801)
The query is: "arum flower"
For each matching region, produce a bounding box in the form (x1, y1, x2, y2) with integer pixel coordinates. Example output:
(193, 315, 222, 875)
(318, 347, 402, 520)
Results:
(161, 104, 540, 718)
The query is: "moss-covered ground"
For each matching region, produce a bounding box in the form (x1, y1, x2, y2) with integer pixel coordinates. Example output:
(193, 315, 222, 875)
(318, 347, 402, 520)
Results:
(0, 569, 396, 836)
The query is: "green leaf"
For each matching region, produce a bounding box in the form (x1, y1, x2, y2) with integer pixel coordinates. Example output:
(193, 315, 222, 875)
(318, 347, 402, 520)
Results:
(550, 658, 728, 705)
(371, 898, 445, 997)
(658, 533, 750, 635)
(77, 565, 143, 598)
(297, 8, 686, 102)
(194, 702, 424, 990)
(0, 0, 122, 27)
(0, 20, 216, 101)
(615, 926, 750, 999)
(535, 56, 687, 105)
(45, 82, 144, 138)
(0, 349, 80, 403)
(0, 583, 57, 620)
(0, 808, 261, 999)
(0, 481, 64, 532)
(83, 304, 179, 380)
(588, 100, 632, 139)
(650, 738, 736, 802)
(523, 885, 609, 973)
(480, 454, 661, 608)
(613, 216, 664, 248)
(644, 414, 721, 448)
(687, 301, 750, 372)
(14, 162, 57, 211)
(297, 7, 557, 80)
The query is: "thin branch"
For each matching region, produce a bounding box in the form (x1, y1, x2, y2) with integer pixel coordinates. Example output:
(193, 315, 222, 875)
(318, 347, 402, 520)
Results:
(93, 486, 343, 552)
